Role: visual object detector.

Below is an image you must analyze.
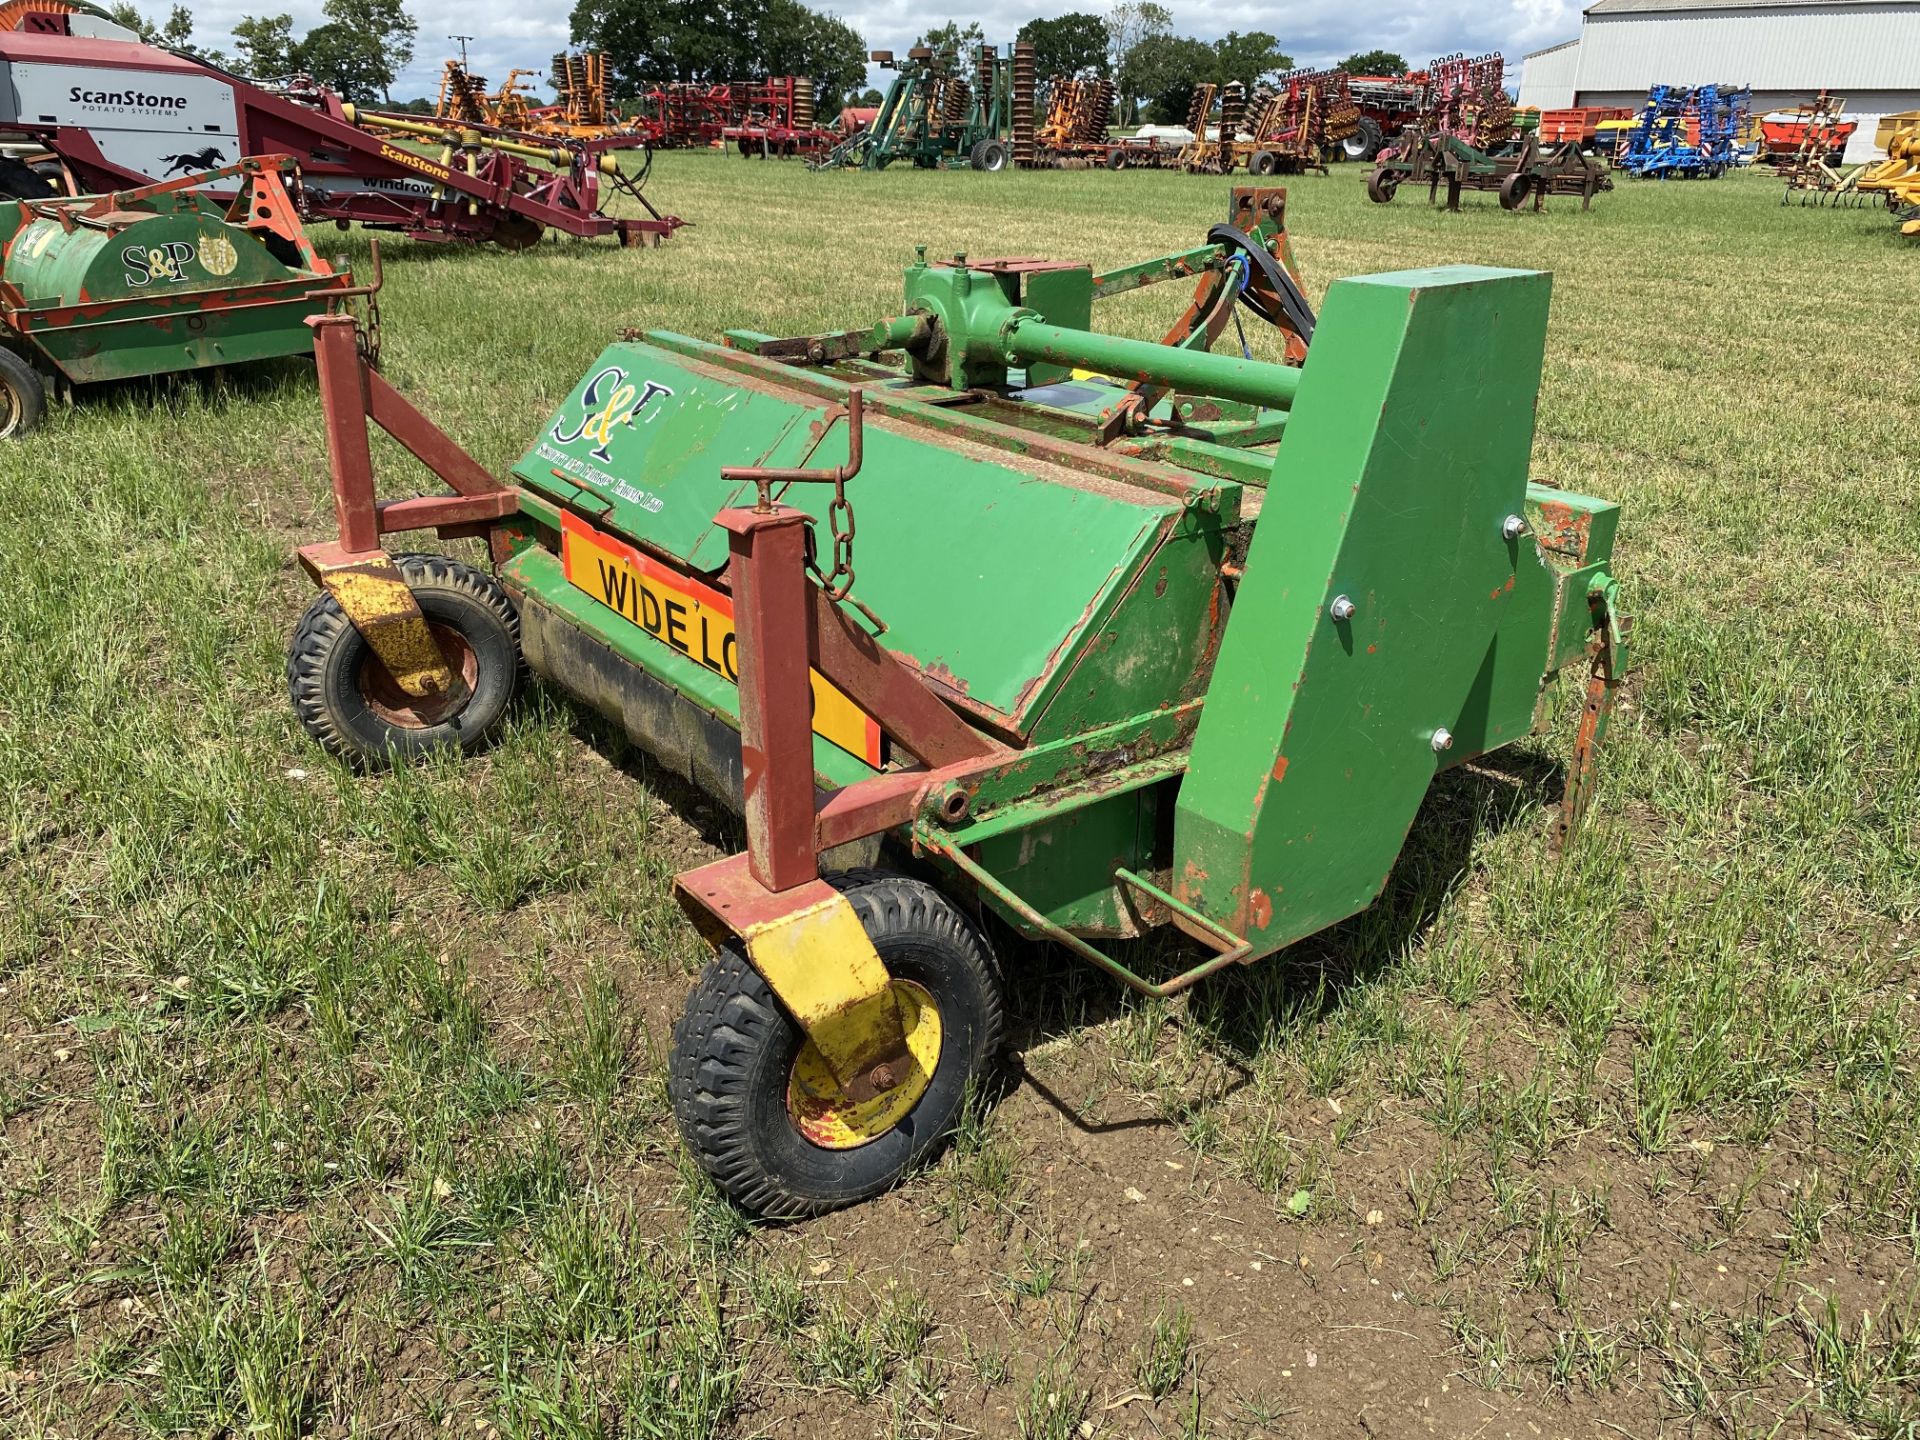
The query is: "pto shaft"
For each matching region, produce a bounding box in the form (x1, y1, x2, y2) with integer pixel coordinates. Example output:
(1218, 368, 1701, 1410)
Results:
(1002, 318, 1301, 411)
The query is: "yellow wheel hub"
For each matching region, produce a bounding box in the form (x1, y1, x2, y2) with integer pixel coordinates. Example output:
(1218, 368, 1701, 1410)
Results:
(787, 980, 943, 1150)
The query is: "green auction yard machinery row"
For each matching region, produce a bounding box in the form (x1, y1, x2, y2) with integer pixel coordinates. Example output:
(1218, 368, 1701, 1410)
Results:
(283, 188, 1629, 1215)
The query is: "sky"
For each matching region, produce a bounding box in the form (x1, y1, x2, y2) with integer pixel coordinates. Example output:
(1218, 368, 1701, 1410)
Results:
(156, 0, 1589, 102)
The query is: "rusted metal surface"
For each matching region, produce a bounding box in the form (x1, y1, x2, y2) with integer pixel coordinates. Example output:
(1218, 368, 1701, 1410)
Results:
(717, 506, 822, 894)
(311, 314, 381, 554)
(297, 543, 456, 699)
(808, 586, 998, 768)
(1557, 579, 1629, 847)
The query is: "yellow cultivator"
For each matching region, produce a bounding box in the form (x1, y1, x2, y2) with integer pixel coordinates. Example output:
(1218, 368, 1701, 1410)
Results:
(1855, 119, 1920, 235)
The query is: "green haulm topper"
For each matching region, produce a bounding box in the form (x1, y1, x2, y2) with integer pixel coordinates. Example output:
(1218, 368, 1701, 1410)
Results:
(283, 188, 1629, 1215)
(0, 154, 373, 437)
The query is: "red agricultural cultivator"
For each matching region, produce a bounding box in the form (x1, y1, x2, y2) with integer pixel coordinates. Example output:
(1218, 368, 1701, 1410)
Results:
(0, 2, 682, 248)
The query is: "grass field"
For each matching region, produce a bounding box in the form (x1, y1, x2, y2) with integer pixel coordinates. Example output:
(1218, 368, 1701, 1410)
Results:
(1, 154, 1917, 1439)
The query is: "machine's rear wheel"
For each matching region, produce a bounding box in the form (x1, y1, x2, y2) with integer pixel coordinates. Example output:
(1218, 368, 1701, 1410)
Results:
(1247, 148, 1278, 176)
(669, 872, 1005, 1217)
(1106, 147, 1128, 170)
(0, 347, 45, 439)
(1342, 116, 1384, 162)
(286, 553, 521, 769)
(1366, 166, 1399, 203)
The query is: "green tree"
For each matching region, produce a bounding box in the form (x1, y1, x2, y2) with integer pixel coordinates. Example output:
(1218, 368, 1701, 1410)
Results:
(316, 0, 417, 101)
(915, 20, 983, 55)
(860, 87, 883, 105)
(107, 2, 198, 50)
(1104, 1, 1171, 119)
(1119, 31, 1211, 125)
(231, 13, 297, 76)
(1338, 49, 1407, 76)
(758, 0, 867, 109)
(1210, 30, 1289, 90)
(295, 21, 388, 100)
(571, 0, 866, 106)
(1016, 12, 1108, 79)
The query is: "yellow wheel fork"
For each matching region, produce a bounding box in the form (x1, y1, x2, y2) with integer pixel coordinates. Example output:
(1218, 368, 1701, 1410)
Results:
(737, 889, 937, 1146)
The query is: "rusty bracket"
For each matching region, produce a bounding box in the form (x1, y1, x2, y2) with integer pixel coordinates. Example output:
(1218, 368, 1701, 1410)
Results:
(1557, 573, 1629, 848)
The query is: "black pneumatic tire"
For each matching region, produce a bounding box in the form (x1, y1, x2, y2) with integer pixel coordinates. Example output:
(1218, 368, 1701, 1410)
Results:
(0, 157, 56, 199)
(0, 347, 45, 439)
(669, 871, 1006, 1217)
(1343, 115, 1384, 162)
(286, 552, 521, 770)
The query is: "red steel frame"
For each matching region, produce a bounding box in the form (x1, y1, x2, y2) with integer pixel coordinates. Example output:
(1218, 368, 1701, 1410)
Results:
(302, 313, 521, 573)
(0, 21, 680, 247)
(300, 313, 1000, 911)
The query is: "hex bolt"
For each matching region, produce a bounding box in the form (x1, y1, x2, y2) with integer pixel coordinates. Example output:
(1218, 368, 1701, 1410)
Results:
(869, 1062, 898, 1092)
(1328, 594, 1356, 622)
(1431, 728, 1454, 753)
(1501, 513, 1529, 541)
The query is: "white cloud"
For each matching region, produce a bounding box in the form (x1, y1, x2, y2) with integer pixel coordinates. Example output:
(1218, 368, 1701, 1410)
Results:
(158, 0, 1585, 101)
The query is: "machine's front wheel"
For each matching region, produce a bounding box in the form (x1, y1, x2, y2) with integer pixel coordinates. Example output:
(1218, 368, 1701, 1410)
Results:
(1366, 166, 1399, 203)
(1499, 171, 1533, 210)
(669, 872, 1005, 1217)
(0, 348, 45, 439)
(286, 553, 522, 769)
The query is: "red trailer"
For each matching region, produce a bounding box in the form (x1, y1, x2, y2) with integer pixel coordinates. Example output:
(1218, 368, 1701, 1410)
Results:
(0, 5, 682, 248)
(1539, 107, 1633, 144)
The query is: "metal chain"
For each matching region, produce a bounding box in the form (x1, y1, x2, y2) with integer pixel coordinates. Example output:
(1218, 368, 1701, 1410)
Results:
(824, 478, 856, 601)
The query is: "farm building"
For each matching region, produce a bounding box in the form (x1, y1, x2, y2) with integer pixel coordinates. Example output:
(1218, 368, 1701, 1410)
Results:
(1518, 0, 1920, 158)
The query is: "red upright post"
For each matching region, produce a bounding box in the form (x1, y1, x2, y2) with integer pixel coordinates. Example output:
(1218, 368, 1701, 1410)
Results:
(307, 313, 379, 556)
(716, 506, 821, 894)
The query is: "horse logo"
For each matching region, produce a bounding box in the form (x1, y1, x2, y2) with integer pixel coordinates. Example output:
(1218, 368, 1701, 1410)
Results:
(159, 146, 227, 176)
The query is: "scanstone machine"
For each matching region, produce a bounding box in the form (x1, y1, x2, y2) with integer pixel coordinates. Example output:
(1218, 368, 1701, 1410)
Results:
(281, 189, 1629, 1215)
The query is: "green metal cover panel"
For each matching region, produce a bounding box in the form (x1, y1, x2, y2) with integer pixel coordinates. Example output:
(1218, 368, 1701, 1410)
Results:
(1174, 265, 1556, 954)
(516, 340, 1185, 729)
(4, 201, 311, 309)
(2, 192, 337, 383)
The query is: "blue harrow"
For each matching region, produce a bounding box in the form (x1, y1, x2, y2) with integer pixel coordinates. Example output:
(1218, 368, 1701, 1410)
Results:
(1617, 83, 1751, 179)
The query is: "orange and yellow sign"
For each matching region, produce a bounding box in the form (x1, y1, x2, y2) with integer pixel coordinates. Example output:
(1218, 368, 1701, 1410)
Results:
(560, 511, 882, 767)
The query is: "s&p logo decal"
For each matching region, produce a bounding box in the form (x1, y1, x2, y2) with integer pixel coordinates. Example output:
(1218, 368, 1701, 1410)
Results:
(551, 365, 673, 463)
(122, 241, 196, 286)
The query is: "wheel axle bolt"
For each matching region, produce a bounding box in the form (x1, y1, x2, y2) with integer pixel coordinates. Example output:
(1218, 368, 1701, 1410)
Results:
(1328, 594, 1356, 622)
(869, 1063, 897, 1091)
(1431, 728, 1454, 753)
(1502, 513, 1529, 541)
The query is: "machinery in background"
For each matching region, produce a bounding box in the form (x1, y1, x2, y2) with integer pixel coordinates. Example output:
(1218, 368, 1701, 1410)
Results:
(1366, 54, 1607, 212)
(811, 44, 1019, 171)
(722, 77, 835, 160)
(1850, 116, 1920, 235)
(1181, 69, 1362, 176)
(1774, 92, 1865, 203)
(0, 155, 372, 437)
(1368, 126, 1611, 210)
(1615, 83, 1751, 179)
(0, 4, 682, 247)
(1762, 92, 1857, 169)
(278, 186, 1628, 1216)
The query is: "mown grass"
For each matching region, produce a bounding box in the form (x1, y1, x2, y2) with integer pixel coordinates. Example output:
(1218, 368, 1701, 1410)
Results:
(0, 154, 1915, 1436)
